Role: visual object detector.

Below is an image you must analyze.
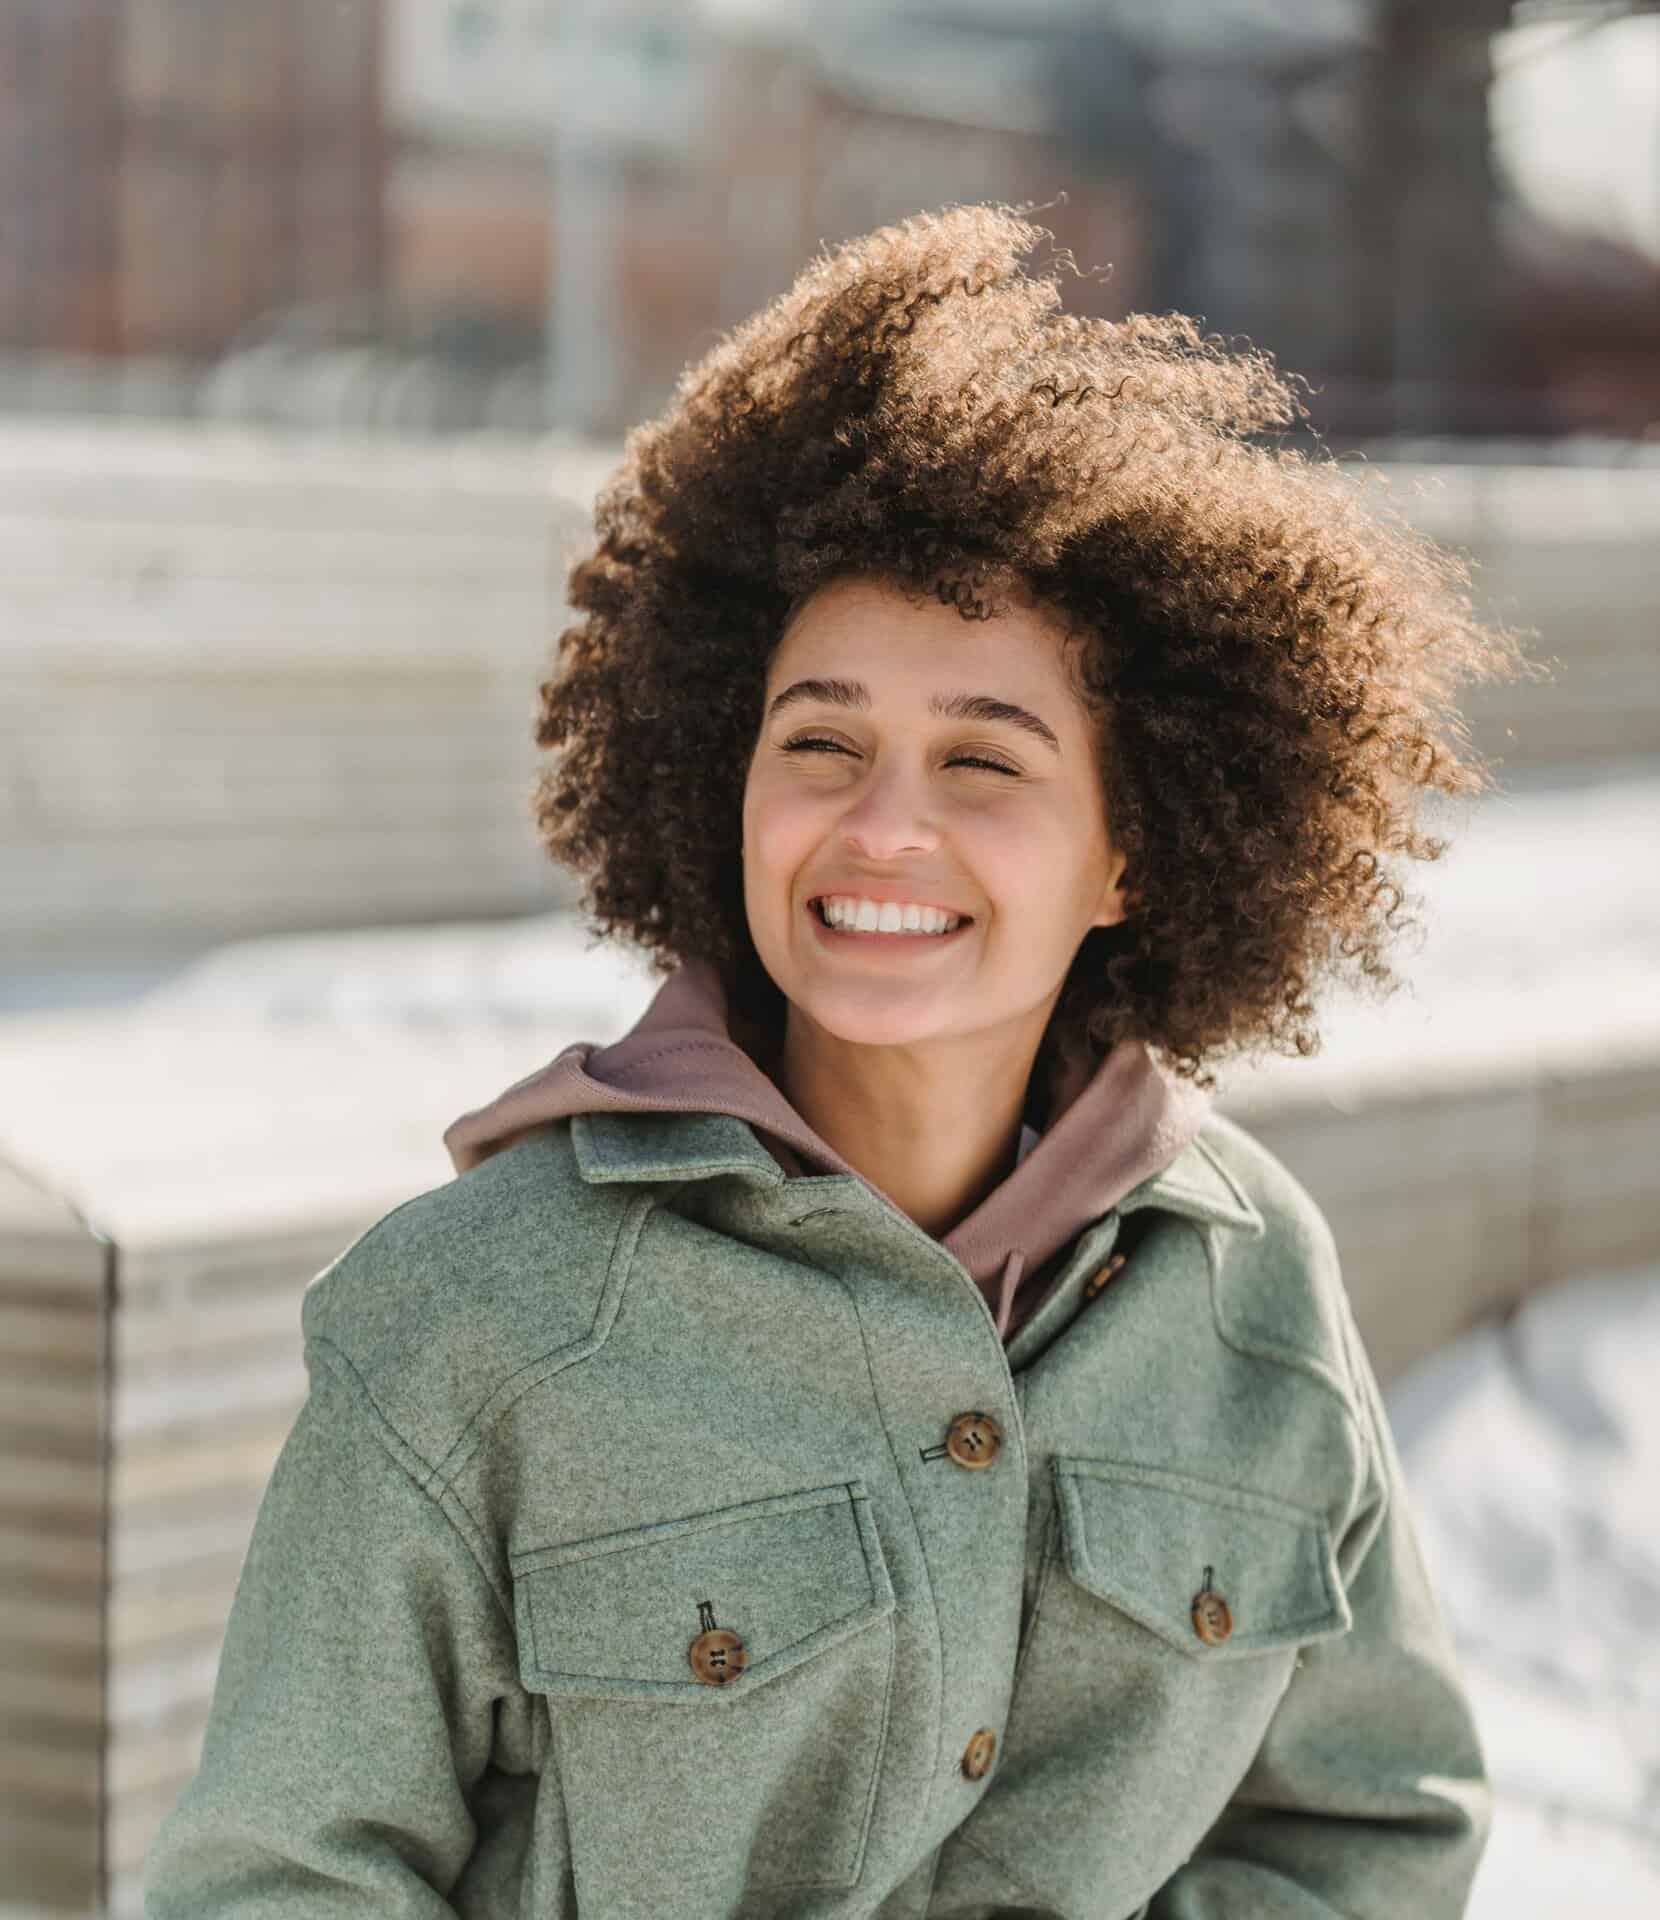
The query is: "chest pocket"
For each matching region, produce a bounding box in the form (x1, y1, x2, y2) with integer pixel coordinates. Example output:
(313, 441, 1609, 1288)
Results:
(510, 1479, 896, 1918)
(949, 1455, 1351, 1919)
(1052, 1456, 1351, 1657)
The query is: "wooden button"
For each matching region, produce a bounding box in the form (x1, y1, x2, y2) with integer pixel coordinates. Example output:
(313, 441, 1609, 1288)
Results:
(687, 1627, 747, 1684)
(1082, 1252, 1127, 1302)
(1190, 1573, 1233, 1647)
(961, 1726, 997, 1780)
(945, 1411, 1003, 1470)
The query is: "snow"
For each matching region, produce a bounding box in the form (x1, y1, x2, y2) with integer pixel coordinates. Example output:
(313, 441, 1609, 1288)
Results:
(1387, 1263, 1660, 1910)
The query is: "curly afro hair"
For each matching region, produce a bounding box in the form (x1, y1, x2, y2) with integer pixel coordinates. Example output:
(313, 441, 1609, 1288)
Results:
(531, 201, 1538, 1095)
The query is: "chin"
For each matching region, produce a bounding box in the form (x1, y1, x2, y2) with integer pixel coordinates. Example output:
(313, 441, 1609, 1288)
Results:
(781, 975, 966, 1050)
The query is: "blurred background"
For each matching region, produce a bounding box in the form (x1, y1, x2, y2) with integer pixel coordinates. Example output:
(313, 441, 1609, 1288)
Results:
(0, 2, 1656, 1915)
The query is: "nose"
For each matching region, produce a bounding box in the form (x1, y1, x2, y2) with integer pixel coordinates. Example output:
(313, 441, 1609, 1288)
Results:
(834, 756, 941, 862)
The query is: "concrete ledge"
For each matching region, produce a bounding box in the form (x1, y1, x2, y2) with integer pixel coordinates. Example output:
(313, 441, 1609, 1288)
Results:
(1218, 1041, 1660, 1387)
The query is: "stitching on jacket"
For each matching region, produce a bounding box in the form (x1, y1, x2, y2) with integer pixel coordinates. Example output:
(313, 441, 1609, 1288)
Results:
(1199, 1215, 1367, 1435)
(306, 1341, 515, 1630)
(1329, 1286, 1393, 1564)
(1190, 1127, 1268, 1228)
(808, 1249, 952, 1820)
(1197, 1214, 1384, 1575)
(1191, 1121, 1369, 1428)
(952, 1827, 1049, 1904)
(851, 1612, 898, 1887)
(439, 1478, 515, 1622)
(765, 1610, 899, 1890)
(1059, 1456, 1333, 1528)
(509, 1480, 860, 1572)
(308, 1333, 442, 1482)
(1010, 1505, 1060, 1684)
(430, 1189, 652, 1487)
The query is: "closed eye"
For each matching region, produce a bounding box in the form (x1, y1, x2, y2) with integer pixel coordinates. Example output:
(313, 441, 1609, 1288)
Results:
(781, 735, 1021, 776)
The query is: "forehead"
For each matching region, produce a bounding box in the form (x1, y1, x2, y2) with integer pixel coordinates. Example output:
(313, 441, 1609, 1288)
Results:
(770, 575, 1078, 687)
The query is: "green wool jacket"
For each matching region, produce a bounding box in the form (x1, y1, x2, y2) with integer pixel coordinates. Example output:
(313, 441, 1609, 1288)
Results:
(143, 1107, 1489, 1919)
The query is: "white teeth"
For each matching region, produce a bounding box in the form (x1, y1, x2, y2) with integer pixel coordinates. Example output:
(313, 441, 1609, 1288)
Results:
(817, 896, 964, 935)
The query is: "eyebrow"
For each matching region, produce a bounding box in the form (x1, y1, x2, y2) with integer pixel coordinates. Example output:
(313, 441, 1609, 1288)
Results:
(764, 677, 1061, 753)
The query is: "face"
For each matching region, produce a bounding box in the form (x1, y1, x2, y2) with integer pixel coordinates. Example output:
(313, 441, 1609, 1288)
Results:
(741, 573, 1130, 1059)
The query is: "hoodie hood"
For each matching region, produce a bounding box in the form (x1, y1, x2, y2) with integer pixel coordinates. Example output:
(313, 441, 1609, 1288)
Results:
(443, 957, 1212, 1342)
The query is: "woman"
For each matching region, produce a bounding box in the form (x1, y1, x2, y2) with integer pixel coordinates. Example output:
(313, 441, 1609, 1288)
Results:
(145, 203, 1527, 1920)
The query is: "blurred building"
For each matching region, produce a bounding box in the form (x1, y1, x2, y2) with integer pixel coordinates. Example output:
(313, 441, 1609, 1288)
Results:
(0, 0, 385, 357)
(0, 1, 1655, 439)
(238, 0, 1660, 444)
(380, 0, 1142, 433)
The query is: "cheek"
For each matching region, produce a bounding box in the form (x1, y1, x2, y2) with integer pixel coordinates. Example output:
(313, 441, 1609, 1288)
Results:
(741, 775, 818, 912)
(963, 810, 1057, 900)
(976, 812, 1102, 932)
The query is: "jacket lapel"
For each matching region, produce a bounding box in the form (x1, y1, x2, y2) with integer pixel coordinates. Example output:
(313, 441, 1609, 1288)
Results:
(570, 1109, 786, 1190)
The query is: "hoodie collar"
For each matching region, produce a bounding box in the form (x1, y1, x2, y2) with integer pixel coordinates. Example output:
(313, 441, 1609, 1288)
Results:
(443, 957, 1251, 1339)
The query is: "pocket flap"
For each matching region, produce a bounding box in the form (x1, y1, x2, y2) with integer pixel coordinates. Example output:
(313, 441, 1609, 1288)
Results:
(1052, 1457, 1349, 1659)
(510, 1479, 894, 1702)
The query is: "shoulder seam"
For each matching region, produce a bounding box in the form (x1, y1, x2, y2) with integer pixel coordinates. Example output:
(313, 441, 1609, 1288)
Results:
(1188, 1125, 1266, 1228)
(306, 1340, 514, 1627)
(1198, 1201, 1370, 1443)
(430, 1187, 656, 1484)
(1189, 1113, 1258, 1198)
(1191, 1117, 1363, 1406)
(302, 1137, 641, 1494)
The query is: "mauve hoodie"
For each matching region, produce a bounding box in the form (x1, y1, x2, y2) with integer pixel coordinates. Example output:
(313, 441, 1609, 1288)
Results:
(443, 957, 1212, 1345)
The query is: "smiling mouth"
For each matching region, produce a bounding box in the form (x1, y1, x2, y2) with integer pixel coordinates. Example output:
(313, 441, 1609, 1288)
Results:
(808, 898, 974, 938)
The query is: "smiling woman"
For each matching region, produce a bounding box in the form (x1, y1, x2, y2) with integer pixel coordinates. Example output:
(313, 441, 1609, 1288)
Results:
(145, 202, 1534, 1920)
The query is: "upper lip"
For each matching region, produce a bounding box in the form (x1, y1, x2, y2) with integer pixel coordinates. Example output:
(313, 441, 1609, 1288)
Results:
(808, 888, 973, 918)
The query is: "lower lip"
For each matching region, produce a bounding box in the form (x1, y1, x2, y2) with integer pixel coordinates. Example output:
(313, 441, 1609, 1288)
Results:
(806, 902, 973, 950)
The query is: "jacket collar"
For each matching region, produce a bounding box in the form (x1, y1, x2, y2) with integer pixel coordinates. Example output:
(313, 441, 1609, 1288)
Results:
(569, 1106, 1264, 1239)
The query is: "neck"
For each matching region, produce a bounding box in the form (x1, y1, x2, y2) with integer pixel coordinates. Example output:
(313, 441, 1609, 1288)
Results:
(770, 1006, 1052, 1238)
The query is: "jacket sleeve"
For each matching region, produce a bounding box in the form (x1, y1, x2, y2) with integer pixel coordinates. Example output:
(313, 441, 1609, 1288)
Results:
(1147, 1293, 1492, 1920)
(143, 1349, 535, 1918)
